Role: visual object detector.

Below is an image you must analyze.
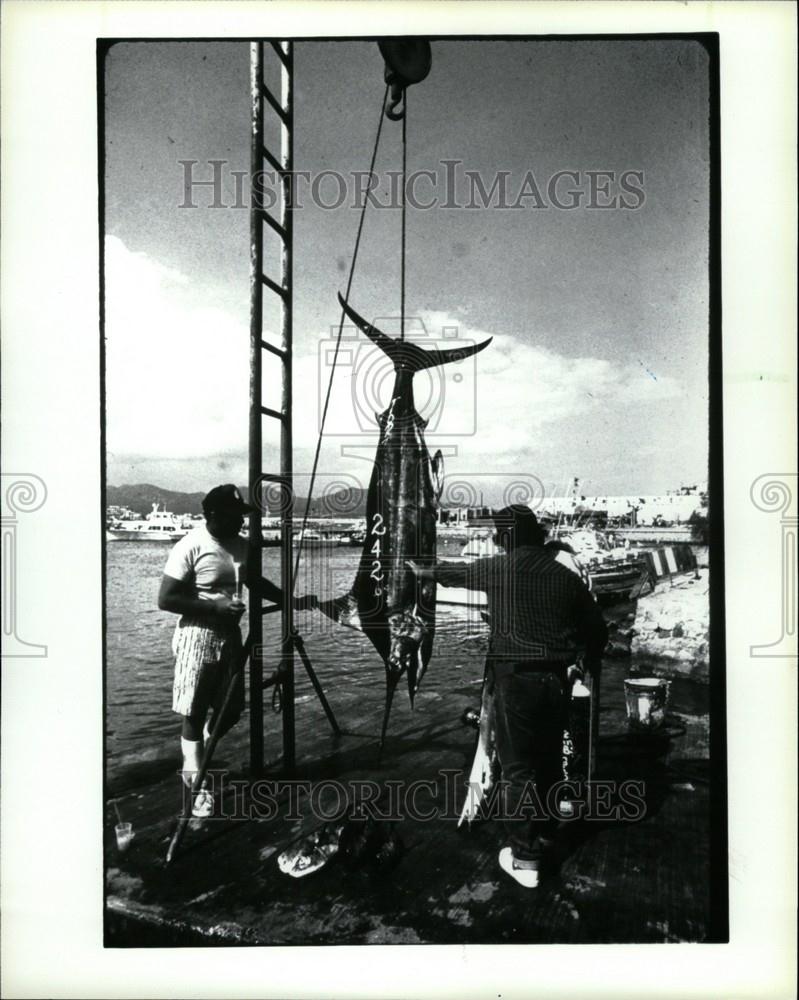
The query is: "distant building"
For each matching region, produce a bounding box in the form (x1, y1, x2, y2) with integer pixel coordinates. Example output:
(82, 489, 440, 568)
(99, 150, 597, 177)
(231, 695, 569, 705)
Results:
(437, 506, 492, 524)
(536, 491, 706, 526)
(107, 505, 141, 521)
(437, 488, 708, 528)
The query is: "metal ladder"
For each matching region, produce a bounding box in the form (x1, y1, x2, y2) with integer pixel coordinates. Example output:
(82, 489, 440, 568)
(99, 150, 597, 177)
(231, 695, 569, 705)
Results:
(249, 40, 295, 774)
(248, 41, 339, 777)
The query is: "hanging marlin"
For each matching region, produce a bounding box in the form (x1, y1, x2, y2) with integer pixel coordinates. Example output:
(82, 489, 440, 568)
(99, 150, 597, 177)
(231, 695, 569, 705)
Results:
(318, 293, 492, 748)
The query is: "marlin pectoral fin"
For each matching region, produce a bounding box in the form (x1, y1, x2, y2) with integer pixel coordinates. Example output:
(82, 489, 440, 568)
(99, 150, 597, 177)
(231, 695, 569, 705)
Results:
(415, 646, 428, 693)
(431, 449, 444, 503)
(406, 656, 418, 709)
(406, 646, 427, 708)
(379, 670, 401, 755)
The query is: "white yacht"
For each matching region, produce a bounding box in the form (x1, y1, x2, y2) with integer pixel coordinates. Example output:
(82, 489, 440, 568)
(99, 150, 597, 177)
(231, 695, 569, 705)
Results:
(106, 503, 188, 542)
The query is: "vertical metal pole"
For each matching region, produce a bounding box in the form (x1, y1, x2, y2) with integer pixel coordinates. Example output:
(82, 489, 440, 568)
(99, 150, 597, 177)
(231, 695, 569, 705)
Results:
(248, 41, 264, 776)
(280, 40, 296, 772)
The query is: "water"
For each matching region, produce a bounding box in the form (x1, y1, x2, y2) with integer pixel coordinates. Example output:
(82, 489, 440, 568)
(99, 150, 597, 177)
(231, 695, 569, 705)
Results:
(105, 540, 491, 788)
(105, 539, 708, 790)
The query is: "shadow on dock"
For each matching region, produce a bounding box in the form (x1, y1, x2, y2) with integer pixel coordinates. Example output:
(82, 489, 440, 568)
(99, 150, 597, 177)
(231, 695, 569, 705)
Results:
(106, 664, 713, 946)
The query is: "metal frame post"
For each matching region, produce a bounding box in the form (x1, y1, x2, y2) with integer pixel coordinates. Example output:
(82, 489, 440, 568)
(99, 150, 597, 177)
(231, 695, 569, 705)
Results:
(248, 42, 265, 776)
(279, 41, 295, 772)
(249, 40, 296, 776)
(248, 40, 338, 775)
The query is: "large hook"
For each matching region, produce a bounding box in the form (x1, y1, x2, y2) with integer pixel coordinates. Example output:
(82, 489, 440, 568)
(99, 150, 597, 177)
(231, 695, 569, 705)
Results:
(378, 39, 432, 122)
(385, 78, 407, 122)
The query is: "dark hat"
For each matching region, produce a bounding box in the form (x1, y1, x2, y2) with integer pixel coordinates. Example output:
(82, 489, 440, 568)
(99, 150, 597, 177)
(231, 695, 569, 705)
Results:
(491, 503, 540, 528)
(202, 484, 253, 516)
(491, 504, 545, 543)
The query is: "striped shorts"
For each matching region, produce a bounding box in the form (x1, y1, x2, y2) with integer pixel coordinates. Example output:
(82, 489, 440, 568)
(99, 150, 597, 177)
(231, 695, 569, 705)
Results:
(171, 617, 245, 719)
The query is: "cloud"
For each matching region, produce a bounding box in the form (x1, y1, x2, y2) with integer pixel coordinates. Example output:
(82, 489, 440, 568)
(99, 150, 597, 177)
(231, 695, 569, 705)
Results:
(105, 238, 682, 485)
(292, 310, 681, 457)
(469, 326, 681, 456)
(105, 236, 249, 459)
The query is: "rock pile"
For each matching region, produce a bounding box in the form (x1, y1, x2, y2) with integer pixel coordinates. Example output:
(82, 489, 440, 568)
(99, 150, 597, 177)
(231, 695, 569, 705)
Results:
(630, 569, 709, 683)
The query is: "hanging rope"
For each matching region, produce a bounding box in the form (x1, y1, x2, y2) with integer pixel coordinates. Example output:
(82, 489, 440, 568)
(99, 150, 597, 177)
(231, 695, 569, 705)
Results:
(400, 90, 407, 341)
(291, 84, 390, 590)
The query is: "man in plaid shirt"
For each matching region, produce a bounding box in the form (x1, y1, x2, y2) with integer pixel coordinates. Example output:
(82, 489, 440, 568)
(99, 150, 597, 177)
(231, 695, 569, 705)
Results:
(411, 504, 607, 888)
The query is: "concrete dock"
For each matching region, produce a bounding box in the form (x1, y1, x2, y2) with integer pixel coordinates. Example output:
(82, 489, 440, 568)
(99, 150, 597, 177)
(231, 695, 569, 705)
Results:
(105, 638, 718, 946)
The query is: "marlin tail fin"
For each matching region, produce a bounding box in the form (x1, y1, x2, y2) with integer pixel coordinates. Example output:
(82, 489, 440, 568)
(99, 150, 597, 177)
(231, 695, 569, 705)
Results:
(338, 293, 492, 371)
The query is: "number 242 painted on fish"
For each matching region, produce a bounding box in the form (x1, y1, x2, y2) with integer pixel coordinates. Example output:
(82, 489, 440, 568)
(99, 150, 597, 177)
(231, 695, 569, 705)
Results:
(370, 513, 386, 595)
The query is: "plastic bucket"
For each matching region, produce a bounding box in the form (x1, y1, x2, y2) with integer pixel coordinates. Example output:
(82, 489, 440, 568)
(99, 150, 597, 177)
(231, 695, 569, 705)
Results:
(624, 677, 670, 731)
(115, 821, 134, 852)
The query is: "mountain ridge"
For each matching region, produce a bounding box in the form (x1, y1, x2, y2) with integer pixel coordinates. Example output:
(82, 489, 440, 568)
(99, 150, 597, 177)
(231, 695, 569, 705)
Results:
(106, 483, 368, 517)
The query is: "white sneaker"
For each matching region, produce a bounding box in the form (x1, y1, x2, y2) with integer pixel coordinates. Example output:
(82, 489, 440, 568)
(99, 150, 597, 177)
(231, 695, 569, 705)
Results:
(498, 846, 539, 888)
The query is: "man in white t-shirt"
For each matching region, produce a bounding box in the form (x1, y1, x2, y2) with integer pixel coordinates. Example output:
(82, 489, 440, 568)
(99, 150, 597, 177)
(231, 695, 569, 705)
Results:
(158, 483, 288, 815)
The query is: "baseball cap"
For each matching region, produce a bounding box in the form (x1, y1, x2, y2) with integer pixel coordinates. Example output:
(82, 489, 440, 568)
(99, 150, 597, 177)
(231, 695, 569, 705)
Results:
(491, 504, 545, 543)
(202, 484, 253, 516)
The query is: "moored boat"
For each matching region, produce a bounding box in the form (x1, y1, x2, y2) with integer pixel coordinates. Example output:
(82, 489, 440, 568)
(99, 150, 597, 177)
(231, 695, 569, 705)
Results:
(556, 527, 650, 603)
(292, 528, 347, 547)
(106, 504, 188, 542)
(437, 527, 651, 608)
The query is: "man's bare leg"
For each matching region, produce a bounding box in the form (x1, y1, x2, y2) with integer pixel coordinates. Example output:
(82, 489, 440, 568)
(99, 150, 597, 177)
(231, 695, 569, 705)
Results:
(180, 711, 207, 788)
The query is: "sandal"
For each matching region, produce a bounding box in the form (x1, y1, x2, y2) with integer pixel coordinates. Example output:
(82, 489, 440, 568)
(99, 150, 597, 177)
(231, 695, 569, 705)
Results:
(277, 822, 344, 878)
(191, 787, 215, 819)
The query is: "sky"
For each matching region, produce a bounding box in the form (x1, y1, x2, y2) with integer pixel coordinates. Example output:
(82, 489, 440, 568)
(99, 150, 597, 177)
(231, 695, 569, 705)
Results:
(103, 38, 710, 502)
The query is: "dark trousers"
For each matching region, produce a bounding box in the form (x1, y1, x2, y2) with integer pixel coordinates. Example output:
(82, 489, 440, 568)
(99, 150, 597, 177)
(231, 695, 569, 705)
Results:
(494, 664, 569, 863)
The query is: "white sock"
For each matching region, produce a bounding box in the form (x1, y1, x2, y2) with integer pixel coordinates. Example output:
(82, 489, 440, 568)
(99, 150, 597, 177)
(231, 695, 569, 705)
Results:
(202, 720, 213, 744)
(180, 737, 203, 788)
